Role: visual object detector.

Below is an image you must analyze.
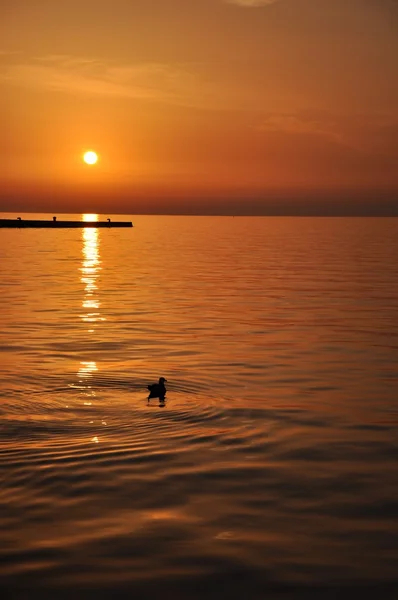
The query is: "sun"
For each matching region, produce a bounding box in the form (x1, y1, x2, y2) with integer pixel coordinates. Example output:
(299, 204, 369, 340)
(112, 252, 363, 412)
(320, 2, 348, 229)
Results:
(83, 151, 98, 165)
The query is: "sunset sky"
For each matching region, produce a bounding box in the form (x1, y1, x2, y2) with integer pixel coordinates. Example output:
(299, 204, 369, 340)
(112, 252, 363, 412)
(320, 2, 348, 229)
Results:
(1, 0, 398, 215)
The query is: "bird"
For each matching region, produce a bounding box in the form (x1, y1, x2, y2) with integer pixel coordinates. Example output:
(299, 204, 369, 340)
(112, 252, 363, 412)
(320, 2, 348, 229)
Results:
(147, 377, 167, 403)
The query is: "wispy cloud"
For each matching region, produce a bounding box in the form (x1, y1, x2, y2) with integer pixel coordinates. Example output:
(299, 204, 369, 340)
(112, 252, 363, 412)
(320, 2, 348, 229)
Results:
(260, 111, 340, 140)
(226, 0, 396, 6)
(0, 54, 214, 108)
(0, 53, 276, 113)
(224, 0, 281, 6)
(259, 109, 398, 155)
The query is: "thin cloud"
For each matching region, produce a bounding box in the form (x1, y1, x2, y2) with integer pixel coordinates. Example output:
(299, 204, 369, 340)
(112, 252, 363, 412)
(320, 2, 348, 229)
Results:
(224, 0, 281, 6)
(260, 111, 340, 140)
(0, 53, 274, 113)
(259, 110, 398, 155)
(0, 54, 214, 109)
(226, 0, 397, 5)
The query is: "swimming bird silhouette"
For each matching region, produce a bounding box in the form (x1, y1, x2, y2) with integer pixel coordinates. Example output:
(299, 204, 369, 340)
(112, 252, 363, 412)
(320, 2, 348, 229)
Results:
(147, 377, 167, 402)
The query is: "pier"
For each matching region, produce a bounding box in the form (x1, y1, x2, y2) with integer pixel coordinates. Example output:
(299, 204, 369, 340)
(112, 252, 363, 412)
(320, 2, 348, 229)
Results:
(0, 217, 133, 229)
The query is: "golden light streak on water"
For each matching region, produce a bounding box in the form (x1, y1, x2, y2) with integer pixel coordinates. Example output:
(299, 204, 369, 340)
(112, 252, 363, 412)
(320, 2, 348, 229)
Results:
(77, 360, 98, 380)
(77, 215, 102, 405)
(80, 215, 100, 322)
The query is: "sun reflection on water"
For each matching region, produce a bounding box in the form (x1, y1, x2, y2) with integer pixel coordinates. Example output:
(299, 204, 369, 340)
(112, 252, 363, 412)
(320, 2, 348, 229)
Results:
(78, 360, 98, 380)
(72, 215, 104, 423)
(80, 214, 101, 327)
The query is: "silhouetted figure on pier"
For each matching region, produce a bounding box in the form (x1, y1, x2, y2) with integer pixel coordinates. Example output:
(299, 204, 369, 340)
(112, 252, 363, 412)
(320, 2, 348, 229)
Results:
(147, 377, 167, 403)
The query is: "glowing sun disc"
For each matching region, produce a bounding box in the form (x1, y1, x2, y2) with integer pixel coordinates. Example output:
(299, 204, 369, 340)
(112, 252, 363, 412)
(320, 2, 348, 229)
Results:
(83, 151, 98, 165)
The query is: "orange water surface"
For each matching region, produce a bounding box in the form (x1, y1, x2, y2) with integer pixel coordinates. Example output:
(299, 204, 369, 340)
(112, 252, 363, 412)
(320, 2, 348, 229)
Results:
(1, 214, 398, 598)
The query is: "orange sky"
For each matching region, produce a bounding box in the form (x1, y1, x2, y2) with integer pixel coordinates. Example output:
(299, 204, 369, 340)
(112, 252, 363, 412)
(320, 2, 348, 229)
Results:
(1, 0, 398, 214)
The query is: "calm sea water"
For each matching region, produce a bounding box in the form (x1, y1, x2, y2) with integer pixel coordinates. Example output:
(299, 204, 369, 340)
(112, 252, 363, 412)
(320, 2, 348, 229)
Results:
(1, 214, 398, 599)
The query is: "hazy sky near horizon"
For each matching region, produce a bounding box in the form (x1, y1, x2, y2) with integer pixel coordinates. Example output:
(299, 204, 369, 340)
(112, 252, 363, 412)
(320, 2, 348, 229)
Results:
(1, 0, 398, 214)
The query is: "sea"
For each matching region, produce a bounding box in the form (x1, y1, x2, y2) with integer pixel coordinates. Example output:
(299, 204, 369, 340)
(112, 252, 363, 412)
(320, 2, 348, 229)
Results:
(1, 213, 398, 599)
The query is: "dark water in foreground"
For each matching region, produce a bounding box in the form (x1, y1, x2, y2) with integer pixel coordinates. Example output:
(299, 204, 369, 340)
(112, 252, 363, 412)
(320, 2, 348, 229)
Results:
(1, 214, 398, 598)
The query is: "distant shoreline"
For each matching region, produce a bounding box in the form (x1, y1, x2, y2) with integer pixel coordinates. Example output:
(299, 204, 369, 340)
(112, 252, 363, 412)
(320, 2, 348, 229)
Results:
(1, 211, 397, 218)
